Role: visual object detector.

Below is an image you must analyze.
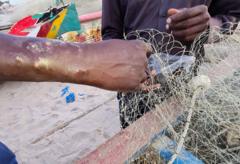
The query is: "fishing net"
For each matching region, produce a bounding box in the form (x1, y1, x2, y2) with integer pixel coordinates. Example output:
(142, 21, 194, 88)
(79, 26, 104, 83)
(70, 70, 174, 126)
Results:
(117, 24, 240, 164)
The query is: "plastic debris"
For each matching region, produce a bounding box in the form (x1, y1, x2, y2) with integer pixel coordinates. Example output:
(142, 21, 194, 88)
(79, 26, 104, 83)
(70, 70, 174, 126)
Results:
(65, 92, 75, 104)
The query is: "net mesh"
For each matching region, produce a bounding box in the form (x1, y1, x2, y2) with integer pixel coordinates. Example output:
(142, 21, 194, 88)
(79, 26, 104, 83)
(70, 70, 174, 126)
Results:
(118, 24, 240, 164)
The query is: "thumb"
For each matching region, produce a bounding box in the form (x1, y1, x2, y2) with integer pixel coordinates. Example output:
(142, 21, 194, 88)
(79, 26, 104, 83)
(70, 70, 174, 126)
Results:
(167, 8, 180, 16)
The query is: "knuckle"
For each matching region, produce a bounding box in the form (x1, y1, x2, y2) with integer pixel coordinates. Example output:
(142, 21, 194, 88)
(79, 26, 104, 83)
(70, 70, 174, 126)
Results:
(185, 37, 191, 42)
(184, 20, 190, 27)
(204, 12, 210, 19)
(185, 35, 193, 42)
(173, 31, 180, 37)
(131, 39, 141, 46)
(135, 40, 145, 45)
(202, 14, 208, 21)
(182, 30, 188, 37)
(204, 5, 208, 11)
(206, 13, 211, 19)
(184, 11, 190, 18)
(200, 5, 207, 11)
(197, 5, 207, 14)
(133, 40, 145, 50)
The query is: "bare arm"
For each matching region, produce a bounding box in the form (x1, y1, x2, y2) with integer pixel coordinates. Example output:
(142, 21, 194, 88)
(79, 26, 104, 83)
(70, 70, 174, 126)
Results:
(0, 33, 150, 91)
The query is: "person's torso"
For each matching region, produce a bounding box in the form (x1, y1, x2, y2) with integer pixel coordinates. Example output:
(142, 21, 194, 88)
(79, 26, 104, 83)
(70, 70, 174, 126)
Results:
(122, 0, 212, 34)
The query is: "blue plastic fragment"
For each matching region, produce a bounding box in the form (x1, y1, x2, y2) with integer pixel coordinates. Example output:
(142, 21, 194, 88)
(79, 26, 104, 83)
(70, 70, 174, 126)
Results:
(160, 148, 204, 164)
(61, 86, 70, 97)
(78, 93, 85, 97)
(160, 150, 173, 162)
(66, 92, 76, 104)
(127, 131, 204, 164)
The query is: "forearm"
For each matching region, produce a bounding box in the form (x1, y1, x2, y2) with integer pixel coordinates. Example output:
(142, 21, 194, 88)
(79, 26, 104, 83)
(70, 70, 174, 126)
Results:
(0, 33, 150, 91)
(0, 33, 91, 84)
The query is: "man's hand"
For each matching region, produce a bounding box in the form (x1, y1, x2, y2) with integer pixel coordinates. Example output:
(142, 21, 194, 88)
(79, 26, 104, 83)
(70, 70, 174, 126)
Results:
(84, 40, 153, 91)
(166, 5, 210, 42)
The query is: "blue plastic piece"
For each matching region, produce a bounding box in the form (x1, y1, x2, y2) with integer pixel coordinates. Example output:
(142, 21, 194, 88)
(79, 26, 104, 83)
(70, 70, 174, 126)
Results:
(160, 148, 204, 164)
(61, 86, 70, 97)
(78, 93, 85, 97)
(66, 92, 76, 104)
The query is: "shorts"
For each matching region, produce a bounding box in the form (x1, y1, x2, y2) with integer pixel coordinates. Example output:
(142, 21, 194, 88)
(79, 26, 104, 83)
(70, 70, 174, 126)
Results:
(0, 142, 18, 164)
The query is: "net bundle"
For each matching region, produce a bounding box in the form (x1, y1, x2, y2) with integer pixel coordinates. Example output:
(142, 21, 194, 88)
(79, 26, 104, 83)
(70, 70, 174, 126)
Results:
(120, 24, 240, 164)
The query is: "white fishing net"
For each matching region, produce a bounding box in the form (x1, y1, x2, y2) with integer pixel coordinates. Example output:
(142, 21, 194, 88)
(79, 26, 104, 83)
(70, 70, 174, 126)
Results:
(119, 24, 240, 164)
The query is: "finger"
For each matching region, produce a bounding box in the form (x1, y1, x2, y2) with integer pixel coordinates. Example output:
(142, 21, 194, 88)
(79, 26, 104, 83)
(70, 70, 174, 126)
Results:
(140, 70, 149, 83)
(168, 5, 208, 24)
(167, 8, 180, 16)
(143, 69, 158, 82)
(144, 42, 153, 57)
(172, 23, 208, 39)
(169, 13, 210, 30)
(184, 32, 203, 42)
(150, 69, 157, 77)
(139, 83, 161, 92)
(141, 68, 154, 83)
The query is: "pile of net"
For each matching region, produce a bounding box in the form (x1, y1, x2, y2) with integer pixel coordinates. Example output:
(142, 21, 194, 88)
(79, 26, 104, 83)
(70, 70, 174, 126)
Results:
(119, 25, 240, 163)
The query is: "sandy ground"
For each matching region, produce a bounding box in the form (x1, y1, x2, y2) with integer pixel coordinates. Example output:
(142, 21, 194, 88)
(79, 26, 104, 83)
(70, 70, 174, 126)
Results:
(0, 82, 121, 163)
(0, 0, 101, 26)
(0, 1, 118, 163)
(1, 1, 238, 164)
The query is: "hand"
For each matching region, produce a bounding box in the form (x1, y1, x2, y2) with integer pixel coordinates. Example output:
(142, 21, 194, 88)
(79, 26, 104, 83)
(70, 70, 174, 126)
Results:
(84, 40, 154, 91)
(166, 5, 210, 42)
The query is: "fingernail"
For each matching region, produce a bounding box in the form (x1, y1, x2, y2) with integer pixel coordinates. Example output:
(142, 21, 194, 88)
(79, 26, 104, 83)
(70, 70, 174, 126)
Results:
(166, 24, 169, 30)
(167, 18, 171, 24)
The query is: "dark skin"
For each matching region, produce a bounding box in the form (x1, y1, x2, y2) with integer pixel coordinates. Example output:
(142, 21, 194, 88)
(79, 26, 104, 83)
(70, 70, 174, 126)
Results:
(0, 33, 154, 91)
(166, 5, 222, 42)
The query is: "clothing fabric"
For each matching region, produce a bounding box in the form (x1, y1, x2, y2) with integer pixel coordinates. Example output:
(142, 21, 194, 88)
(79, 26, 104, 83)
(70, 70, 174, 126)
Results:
(102, 0, 240, 40)
(0, 142, 18, 164)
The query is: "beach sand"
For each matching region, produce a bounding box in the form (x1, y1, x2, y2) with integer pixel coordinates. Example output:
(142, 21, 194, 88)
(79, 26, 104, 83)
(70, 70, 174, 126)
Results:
(0, 82, 120, 163)
(0, 1, 121, 163)
(0, 0, 101, 26)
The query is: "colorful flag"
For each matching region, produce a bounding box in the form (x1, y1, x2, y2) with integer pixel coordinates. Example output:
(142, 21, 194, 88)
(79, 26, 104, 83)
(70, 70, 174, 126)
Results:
(9, 3, 81, 39)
